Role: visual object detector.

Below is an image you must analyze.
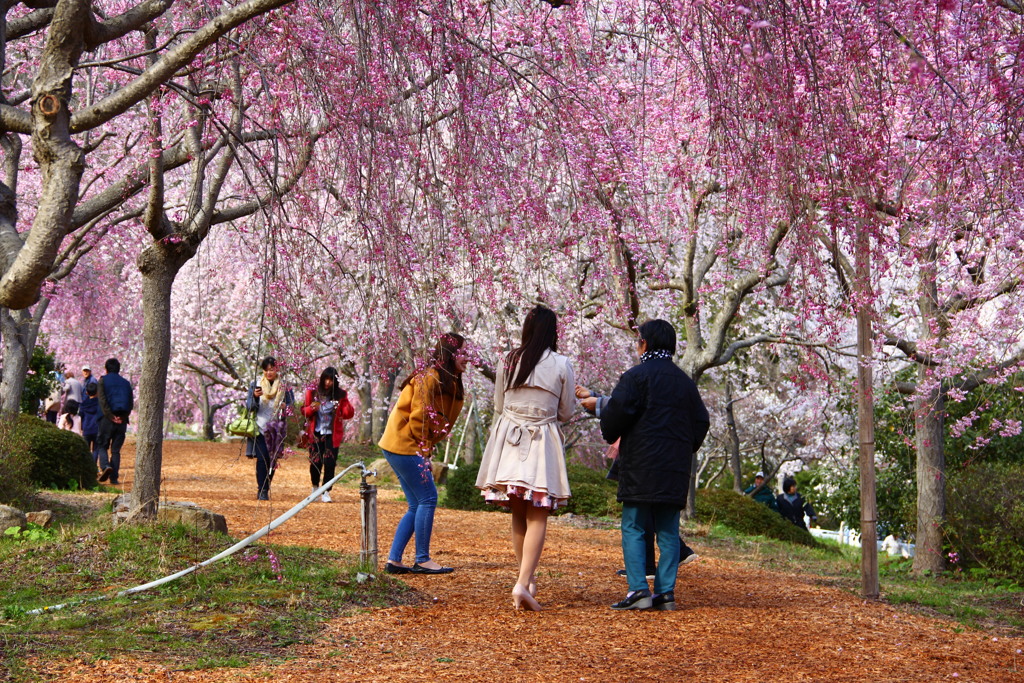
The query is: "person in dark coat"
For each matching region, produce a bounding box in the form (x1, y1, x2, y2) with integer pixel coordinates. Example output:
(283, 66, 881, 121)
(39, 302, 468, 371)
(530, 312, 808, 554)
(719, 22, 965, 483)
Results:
(578, 319, 709, 611)
(80, 382, 100, 460)
(744, 471, 779, 511)
(777, 476, 817, 530)
(96, 358, 134, 485)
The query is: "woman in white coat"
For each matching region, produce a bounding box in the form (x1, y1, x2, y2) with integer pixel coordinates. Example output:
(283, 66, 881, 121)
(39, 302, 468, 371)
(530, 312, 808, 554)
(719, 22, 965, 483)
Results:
(476, 305, 576, 610)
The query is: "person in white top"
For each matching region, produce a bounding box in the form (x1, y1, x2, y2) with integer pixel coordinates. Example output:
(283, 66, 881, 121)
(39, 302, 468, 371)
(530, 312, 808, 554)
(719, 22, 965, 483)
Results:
(476, 305, 576, 611)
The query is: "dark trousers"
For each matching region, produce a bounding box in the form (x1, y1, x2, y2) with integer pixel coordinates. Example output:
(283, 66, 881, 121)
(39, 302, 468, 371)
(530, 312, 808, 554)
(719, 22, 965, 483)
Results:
(309, 432, 338, 490)
(95, 416, 128, 483)
(249, 434, 273, 498)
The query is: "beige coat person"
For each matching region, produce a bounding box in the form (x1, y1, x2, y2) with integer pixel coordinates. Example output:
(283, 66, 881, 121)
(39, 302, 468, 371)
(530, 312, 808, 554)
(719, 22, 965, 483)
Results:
(476, 349, 576, 505)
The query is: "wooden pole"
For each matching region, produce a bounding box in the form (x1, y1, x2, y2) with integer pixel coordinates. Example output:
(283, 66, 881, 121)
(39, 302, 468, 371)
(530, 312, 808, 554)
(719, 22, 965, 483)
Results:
(855, 220, 880, 599)
(360, 474, 378, 569)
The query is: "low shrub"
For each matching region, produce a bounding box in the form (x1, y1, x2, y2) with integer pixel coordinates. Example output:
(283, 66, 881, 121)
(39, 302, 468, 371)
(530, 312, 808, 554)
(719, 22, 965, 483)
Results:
(443, 459, 620, 516)
(0, 419, 35, 505)
(946, 461, 1024, 579)
(694, 487, 820, 547)
(442, 458, 490, 511)
(15, 415, 95, 490)
(562, 462, 619, 517)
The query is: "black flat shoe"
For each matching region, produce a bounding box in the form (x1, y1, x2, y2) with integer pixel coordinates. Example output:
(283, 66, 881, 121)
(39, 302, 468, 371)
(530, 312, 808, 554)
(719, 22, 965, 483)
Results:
(384, 563, 412, 574)
(610, 589, 652, 610)
(411, 563, 454, 574)
(651, 591, 676, 611)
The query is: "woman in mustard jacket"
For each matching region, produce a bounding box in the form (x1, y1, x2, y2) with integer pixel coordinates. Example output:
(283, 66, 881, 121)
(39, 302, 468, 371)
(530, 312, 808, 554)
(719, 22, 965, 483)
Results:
(379, 333, 468, 575)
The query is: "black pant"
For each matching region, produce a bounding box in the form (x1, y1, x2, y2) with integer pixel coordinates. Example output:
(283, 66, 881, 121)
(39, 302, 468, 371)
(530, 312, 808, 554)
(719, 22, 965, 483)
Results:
(95, 416, 128, 483)
(309, 432, 338, 491)
(249, 434, 273, 498)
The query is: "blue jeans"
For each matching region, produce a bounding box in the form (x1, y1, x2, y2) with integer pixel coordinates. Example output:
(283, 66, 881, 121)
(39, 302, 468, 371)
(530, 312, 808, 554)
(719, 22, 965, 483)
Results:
(384, 450, 437, 565)
(621, 503, 681, 595)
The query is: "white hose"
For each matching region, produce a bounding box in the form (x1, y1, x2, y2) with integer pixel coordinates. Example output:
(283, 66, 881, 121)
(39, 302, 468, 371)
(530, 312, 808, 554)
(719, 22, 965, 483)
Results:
(27, 461, 374, 615)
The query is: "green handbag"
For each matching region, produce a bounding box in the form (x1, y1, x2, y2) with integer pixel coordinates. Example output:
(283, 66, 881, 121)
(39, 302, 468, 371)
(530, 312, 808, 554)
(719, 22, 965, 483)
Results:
(226, 409, 258, 439)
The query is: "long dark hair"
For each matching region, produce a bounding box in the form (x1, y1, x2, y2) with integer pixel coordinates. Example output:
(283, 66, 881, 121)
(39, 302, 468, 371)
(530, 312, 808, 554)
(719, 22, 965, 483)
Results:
(505, 305, 558, 391)
(317, 366, 346, 401)
(399, 332, 466, 400)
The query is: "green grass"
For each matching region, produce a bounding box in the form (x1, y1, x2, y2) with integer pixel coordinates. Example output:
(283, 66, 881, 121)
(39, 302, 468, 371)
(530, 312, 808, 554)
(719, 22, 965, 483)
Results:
(696, 521, 1024, 636)
(0, 511, 416, 679)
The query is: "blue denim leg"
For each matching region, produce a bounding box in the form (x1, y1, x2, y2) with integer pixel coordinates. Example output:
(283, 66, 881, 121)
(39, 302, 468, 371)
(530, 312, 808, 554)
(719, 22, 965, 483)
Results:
(651, 504, 682, 595)
(384, 450, 437, 565)
(620, 503, 651, 593)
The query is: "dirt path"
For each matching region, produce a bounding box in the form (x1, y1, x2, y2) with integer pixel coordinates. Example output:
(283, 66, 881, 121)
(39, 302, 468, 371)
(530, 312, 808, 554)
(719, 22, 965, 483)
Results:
(44, 442, 1024, 682)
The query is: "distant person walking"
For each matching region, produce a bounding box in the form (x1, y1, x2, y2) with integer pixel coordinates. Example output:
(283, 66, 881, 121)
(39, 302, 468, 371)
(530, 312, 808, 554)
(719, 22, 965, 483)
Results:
(62, 369, 84, 406)
(379, 333, 469, 576)
(302, 367, 354, 503)
(96, 358, 134, 485)
(246, 357, 285, 501)
(80, 382, 100, 458)
(82, 365, 98, 392)
(476, 305, 576, 611)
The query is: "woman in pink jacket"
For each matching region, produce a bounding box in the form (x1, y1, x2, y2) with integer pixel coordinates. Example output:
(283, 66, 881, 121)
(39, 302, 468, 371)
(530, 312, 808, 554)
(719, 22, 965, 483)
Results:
(302, 367, 355, 503)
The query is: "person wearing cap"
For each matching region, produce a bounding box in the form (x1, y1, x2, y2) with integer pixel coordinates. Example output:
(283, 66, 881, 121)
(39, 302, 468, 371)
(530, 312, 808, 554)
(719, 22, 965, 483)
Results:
(744, 471, 778, 511)
(82, 365, 98, 391)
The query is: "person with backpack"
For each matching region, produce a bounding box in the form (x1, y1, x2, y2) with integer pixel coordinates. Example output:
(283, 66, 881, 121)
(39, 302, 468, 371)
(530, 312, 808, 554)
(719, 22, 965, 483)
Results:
(96, 358, 134, 485)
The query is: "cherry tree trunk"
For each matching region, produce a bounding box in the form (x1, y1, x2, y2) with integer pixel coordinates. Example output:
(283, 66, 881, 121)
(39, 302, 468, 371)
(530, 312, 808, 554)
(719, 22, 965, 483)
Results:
(198, 383, 218, 441)
(912, 246, 946, 574)
(356, 368, 373, 443)
(371, 370, 398, 444)
(461, 403, 477, 465)
(132, 247, 187, 520)
(855, 224, 879, 599)
(0, 301, 48, 416)
(725, 381, 742, 492)
(912, 380, 946, 574)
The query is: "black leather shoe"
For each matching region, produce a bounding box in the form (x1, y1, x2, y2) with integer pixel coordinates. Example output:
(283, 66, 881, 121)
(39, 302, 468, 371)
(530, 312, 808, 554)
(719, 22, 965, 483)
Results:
(610, 589, 652, 610)
(98, 467, 112, 483)
(411, 563, 454, 574)
(651, 591, 676, 611)
(384, 563, 412, 574)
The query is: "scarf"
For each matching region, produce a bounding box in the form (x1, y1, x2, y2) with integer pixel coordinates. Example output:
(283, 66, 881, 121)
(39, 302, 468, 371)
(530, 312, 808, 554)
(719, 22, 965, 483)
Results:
(640, 349, 674, 363)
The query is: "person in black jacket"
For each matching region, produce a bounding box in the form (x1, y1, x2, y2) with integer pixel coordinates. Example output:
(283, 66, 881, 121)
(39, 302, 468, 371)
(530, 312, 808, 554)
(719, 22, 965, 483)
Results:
(777, 476, 817, 530)
(578, 319, 709, 611)
(96, 358, 134, 485)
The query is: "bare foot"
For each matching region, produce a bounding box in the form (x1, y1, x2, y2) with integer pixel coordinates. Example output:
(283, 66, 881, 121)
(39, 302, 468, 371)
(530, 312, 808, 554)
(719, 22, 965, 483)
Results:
(513, 584, 541, 611)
